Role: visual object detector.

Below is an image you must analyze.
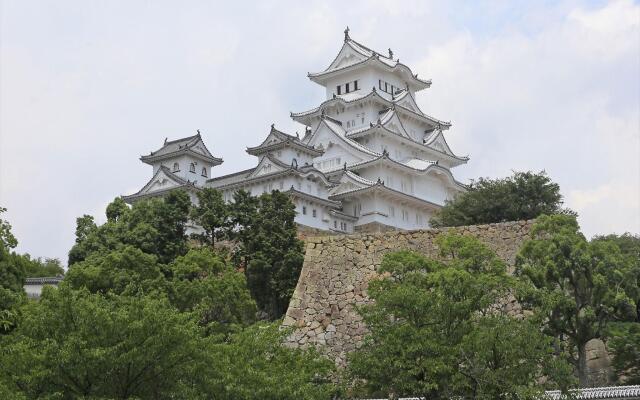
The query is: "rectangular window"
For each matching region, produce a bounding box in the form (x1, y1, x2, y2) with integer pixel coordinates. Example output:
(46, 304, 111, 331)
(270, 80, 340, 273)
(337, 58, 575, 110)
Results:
(302, 206, 307, 215)
(379, 79, 382, 90)
(389, 206, 395, 217)
(354, 80, 358, 90)
(346, 83, 350, 93)
(384, 82, 388, 92)
(391, 85, 395, 94)
(312, 209, 317, 218)
(334, 220, 337, 229)
(337, 85, 341, 95)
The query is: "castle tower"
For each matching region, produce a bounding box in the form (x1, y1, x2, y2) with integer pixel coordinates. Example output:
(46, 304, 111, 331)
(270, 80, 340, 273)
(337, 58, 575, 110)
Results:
(289, 29, 469, 232)
(125, 30, 469, 234)
(124, 132, 222, 203)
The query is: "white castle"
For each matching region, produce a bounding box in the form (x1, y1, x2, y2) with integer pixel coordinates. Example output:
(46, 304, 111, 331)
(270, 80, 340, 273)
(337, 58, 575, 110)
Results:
(124, 29, 468, 233)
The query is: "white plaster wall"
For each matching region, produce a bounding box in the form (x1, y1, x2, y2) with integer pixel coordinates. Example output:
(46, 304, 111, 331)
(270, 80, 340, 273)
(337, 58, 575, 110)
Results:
(324, 69, 376, 100)
(274, 148, 314, 167)
(350, 194, 432, 230)
(311, 140, 367, 173)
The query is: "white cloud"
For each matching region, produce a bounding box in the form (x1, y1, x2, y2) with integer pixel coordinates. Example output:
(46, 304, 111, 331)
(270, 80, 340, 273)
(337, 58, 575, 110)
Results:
(0, 0, 638, 263)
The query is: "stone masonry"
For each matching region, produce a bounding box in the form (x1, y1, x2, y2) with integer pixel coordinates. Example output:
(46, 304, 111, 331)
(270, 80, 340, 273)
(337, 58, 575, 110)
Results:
(282, 220, 613, 383)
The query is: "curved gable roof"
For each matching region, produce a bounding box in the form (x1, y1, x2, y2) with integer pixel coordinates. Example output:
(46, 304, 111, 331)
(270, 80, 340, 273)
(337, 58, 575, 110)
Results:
(141, 133, 223, 165)
(308, 33, 431, 91)
(305, 117, 380, 159)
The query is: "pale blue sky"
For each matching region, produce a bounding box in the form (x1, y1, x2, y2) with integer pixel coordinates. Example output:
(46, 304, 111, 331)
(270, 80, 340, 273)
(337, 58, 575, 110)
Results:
(1, 0, 638, 264)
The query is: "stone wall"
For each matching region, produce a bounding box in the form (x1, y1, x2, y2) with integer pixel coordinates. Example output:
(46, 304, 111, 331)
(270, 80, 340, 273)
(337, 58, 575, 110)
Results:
(283, 220, 535, 365)
(283, 219, 615, 384)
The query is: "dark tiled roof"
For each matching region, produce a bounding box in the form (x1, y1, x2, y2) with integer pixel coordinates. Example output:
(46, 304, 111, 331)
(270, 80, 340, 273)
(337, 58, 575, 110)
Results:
(545, 386, 640, 399)
(25, 277, 64, 285)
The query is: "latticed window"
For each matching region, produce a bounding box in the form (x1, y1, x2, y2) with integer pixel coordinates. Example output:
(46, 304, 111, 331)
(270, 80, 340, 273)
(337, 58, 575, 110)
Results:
(189, 163, 196, 173)
(172, 162, 179, 172)
(201, 167, 207, 177)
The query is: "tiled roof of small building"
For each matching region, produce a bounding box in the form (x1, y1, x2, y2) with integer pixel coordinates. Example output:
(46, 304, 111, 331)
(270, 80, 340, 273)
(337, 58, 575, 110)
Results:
(544, 385, 640, 399)
(25, 277, 64, 285)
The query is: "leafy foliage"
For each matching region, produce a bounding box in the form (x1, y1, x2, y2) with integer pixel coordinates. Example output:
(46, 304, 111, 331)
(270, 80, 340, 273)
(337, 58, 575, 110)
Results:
(0, 286, 212, 398)
(0, 286, 332, 399)
(190, 188, 229, 248)
(515, 215, 637, 386)
(0, 207, 26, 334)
(22, 256, 64, 278)
(69, 189, 304, 320)
(348, 233, 573, 399)
(68, 190, 191, 266)
(165, 248, 257, 338)
(241, 191, 305, 319)
(66, 245, 164, 295)
(209, 323, 337, 399)
(607, 322, 640, 384)
(430, 171, 573, 227)
(593, 233, 640, 383)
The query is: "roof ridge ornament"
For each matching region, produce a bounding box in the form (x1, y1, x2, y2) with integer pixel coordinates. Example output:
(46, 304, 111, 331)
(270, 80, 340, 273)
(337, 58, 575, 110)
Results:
(388, 48, 393, 59)
(344, 26, 350, 42)
(197, 129, 201, 135)
(164, 137, 168, 145)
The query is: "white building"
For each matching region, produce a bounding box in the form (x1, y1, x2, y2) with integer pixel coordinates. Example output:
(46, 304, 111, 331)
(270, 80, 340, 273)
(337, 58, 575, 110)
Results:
(125, 29, 468, 234)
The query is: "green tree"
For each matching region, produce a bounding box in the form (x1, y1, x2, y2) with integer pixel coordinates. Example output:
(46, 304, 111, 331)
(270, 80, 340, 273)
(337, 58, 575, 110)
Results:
(190, 188, 229, 248)
(1, 286, 210, 399)
(105, 196, 129, 222)
(592, 233, 640, 383)
(151, 190, 192, 263)
(592, 233, 640, 321)
(515, 215, 635, 386)
(68, 190, 191, 265)
(430, 171, 573, 227)
(0, 207, 17, 250)
(607, 322, 640, 384)
(226, 189, 259, 248)
(209, 323, 337, 399)
(242, 191, 304, 319)
(0, 207, 26, 334)
(67, 244, 257, 338)
(348, 234, 573, 399)
(166, 248, 257, 338)
(22, 256, 64, 277)
(65, 245, 164, 295)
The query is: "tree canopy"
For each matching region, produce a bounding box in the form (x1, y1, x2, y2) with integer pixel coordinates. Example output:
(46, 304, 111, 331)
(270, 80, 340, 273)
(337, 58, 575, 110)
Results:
(68, 190, 192, 266)
(430, 171, 573, 227)
(515, 215, 637, 386)
(0, 207, 26, 334)
(0, 199, 335, 399)
(348, 233, 574, 399)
